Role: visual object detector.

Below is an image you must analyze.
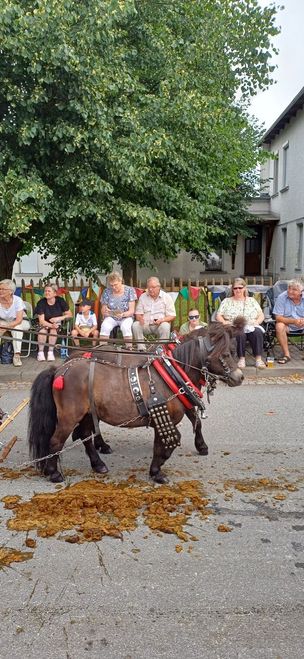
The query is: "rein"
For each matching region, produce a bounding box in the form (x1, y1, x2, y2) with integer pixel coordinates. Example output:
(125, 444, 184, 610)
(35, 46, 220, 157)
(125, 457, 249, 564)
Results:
(197, 335, 232, 382)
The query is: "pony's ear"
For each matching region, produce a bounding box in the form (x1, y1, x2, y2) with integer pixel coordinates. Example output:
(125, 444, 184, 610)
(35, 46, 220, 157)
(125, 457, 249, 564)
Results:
(232, 316, 246, 334)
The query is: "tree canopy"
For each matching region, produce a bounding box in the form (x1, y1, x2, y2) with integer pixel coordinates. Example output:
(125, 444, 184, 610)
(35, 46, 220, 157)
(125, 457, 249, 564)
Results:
(0, 0, 280, 279)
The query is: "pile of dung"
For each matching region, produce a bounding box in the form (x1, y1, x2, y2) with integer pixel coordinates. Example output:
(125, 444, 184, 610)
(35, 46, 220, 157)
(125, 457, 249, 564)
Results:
(0, 546, 33, 568)
(1, 478, 210, 544)
(0, 467, 79, 480)
(224, 477, 299, 494)
(0, 467, 37, 480)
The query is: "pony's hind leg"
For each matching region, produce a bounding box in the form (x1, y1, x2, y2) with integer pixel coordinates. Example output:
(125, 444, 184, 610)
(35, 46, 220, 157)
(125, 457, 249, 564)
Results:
(73, 416, 109, 474)
(44, 420, 77, 483)
(94, 433, 113, 455)
(186, 408, 208, 455)
(72, 414, 113, 454)
(84, 437, 109, 474)
(149, 428, 181, 484)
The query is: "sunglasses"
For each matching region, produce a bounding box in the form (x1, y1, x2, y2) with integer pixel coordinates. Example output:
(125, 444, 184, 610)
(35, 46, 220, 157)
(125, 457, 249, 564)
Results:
(189, 314, 199, 319)
(233, 286, 244, 290)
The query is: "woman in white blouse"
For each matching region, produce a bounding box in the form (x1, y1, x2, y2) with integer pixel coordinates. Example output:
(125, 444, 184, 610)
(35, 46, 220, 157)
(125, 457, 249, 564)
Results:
(0, 279, 30, 367)
(217, 277, 265, 369)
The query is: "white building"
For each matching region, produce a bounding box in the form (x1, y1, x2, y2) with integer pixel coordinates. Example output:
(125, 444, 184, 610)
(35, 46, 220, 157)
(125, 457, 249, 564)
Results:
(249, 85, 304, 281)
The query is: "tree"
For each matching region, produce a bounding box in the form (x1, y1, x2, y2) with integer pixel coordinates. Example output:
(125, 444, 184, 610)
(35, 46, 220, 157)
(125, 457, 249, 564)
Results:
(0, 0, 280, 280)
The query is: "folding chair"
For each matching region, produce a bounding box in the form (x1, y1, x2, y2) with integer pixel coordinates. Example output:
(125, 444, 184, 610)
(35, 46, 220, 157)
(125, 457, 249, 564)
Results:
(21, 301, 36, 358)
(262, 281, 304, 357)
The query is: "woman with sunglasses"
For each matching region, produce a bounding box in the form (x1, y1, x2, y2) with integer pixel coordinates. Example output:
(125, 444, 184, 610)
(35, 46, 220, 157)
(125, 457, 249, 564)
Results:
(179, 309, 207, 335)
(216, 277, 266, 369)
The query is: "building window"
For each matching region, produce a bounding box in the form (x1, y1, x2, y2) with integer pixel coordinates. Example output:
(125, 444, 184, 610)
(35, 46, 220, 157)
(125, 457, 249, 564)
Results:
(204, 250, 222, 271)
(273, 153, 279, 195)
(282, 141, 289, 189)
(281, 227, 287, 269)
(18, 253, 40, 274)
(296, 223, 303, 269)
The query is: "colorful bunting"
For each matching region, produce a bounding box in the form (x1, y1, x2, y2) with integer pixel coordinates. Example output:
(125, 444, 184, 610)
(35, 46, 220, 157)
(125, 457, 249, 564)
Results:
(179, 287, 189, 300)
(92, 282, 100, 296)
(190, 286, 200, 301)
(167, 291, 179, 303)
(69, 291, 81, 305)
(134, 287, 145, 298)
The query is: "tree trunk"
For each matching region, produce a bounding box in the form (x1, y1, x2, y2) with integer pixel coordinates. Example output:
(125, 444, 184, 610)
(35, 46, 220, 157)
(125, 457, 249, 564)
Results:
(122, 258, 137, 286)
(0, 238, 22, 280)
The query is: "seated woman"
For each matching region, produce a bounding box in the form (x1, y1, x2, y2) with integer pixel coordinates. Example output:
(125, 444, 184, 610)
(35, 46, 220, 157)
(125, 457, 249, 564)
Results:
(99, 271, 137, 349)
(216, 277, 266, 369)
(0, 279, 30, 367)
(71, 299, 99, 346)
(179, 309, 207, 335)
(35, 284, 72, 361)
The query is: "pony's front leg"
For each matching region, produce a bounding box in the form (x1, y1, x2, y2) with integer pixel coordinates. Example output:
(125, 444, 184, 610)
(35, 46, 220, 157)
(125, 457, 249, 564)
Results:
(185, 408, 208, 456)
(149, 428, 181, 484)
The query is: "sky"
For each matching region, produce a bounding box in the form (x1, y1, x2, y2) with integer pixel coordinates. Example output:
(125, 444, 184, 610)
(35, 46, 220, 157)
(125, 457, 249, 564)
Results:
(249, 0, 304, 130)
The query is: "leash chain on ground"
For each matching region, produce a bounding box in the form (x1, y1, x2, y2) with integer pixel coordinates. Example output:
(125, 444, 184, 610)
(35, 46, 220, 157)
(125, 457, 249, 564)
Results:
(2, 390, 184, 471)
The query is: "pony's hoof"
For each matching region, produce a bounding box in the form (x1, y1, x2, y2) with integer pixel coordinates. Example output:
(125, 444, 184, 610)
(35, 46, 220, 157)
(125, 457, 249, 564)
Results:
(151, 472, 169, 484)
(96, 442, 113, 455)
(50, 471, 64, 483)
(197, 446, 208, 456)
(94, 463, 109, 474)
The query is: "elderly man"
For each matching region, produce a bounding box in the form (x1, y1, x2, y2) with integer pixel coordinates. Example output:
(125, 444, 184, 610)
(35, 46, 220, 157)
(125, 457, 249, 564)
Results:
(273, 279, 304, 364)
(132, 277, 176, 350)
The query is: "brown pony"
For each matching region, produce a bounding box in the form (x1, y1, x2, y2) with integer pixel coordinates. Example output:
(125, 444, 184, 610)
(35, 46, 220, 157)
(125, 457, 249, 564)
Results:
(28, 322, 243, 484)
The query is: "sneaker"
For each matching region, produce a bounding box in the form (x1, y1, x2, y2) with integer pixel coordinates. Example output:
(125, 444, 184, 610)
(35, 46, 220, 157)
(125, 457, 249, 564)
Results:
(237, 357, 246, 369)
(37, 352, 46, 362)
(47, 351, 55, 361)
(255, 359, 266, 369)
(13, 354, 22, 367)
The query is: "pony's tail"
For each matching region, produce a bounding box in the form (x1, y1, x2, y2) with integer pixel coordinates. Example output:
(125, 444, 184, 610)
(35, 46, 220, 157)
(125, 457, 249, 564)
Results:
(28, 366, 57, 472)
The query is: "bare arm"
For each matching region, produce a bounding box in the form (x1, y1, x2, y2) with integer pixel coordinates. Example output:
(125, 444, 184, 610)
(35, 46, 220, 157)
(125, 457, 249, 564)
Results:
(154, 314, 176, 326)
(121, 300, 135, 318)
(3, 309, 23, 328)
(216, 313, 231, 325)
(135, 313, 145, 325)
(275, 314, 304, 328)
(254, 311, 265, 325)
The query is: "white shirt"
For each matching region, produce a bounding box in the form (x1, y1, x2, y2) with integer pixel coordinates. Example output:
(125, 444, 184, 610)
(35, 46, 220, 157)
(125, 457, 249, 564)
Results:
(75, 312, 97, 328)
(135, 290, 176, 325)
(0, 295, 24, 322)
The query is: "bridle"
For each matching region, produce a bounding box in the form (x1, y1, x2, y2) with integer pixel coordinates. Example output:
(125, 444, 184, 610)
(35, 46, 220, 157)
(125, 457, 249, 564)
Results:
(197, 335, 233, 382)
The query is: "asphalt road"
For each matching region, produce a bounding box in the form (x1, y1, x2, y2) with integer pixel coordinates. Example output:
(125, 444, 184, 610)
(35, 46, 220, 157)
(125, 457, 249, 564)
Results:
(0, 379, 303, 659)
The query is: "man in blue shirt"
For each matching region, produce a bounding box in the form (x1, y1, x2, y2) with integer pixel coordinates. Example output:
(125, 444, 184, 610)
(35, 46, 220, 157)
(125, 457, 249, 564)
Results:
(273, 279, 304, 363)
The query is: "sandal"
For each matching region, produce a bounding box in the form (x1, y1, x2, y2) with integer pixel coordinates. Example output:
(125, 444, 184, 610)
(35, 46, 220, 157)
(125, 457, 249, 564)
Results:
(277, 356, 291, 364)
(255, 359, 266, 369)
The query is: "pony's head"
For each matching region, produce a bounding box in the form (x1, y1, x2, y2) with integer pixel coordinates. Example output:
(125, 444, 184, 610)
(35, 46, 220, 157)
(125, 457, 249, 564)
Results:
(174, 321, 244, 387)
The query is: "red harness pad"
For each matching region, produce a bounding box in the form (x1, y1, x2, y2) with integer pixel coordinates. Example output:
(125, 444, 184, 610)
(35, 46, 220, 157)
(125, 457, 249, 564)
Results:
(152, 359, 193, 409)
(165, 347, 204, 398)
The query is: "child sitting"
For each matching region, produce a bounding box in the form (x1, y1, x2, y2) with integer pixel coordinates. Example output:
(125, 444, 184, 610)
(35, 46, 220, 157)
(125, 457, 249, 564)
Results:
(71, 299, 99, 346)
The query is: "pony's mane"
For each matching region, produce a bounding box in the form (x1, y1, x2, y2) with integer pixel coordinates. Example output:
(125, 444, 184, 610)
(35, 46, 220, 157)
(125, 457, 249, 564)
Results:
(173, 322, 230, 372)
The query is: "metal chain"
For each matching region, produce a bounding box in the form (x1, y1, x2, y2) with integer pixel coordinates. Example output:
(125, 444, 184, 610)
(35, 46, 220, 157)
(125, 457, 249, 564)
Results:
(3, 391, 182, 471)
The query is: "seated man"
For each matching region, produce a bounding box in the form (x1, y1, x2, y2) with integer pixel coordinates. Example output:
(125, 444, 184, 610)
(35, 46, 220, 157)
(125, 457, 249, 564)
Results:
(132, 277, 176, 350)
(273, 279, 304, 364)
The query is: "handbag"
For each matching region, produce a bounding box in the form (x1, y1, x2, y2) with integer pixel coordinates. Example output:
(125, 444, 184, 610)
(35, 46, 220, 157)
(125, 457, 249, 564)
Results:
(0, 340, 14, 364)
